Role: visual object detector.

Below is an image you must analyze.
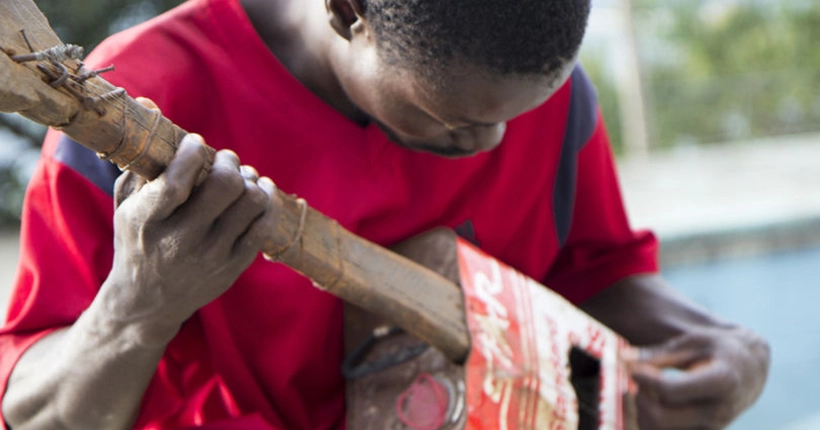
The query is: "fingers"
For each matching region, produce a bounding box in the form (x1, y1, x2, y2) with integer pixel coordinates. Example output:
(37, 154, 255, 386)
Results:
(629, 331, 748, 429)
(135, 96, 160, 111)
(232, 176, 281, 259)
(113, 171, 147, 208)
(631, 333, 736, 404)
(636, 391, 733, 430)
(636, 332, 711, 368)
(114, 127, 276, 261)
(174, 148, 246, 225)
(138, 134, 211, 221)
(208, 171, 271, 255)
(632, 360, 735, 405)
(240, 165, 259, 182)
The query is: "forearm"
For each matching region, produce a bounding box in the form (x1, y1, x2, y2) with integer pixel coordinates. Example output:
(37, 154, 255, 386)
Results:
(2, 136, 275, 430)
(2, 292, 176, 430)
(580, 273, 734, 346)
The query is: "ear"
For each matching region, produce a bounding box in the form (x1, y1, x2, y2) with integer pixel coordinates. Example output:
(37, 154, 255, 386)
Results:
(326, 0, 366, 40)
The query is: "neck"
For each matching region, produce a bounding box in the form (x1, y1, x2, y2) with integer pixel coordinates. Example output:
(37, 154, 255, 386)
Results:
(239, 0, 365, 122)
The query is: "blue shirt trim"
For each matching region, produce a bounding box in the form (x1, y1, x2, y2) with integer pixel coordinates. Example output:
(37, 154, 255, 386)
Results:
(553, 66, 600, 246)
(53, 134, 122, 197)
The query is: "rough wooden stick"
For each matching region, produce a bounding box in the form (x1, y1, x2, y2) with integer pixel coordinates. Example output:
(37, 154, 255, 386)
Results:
(0, 0, 470, 362)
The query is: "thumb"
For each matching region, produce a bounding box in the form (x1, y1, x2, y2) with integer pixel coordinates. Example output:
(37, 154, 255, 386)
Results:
(114, 170, 147, 208)
(634, 332, 712, 369)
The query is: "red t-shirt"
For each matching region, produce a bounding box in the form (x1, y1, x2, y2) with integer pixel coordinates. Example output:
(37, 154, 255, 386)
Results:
(0, 0, 658, 428)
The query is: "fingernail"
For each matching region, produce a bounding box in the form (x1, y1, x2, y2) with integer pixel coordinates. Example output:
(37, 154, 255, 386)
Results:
(184, 133, 204, 146)
(220, 149, 240, 164)
(135, 96, 159, 110)
(258, 177, 275, 190)
(241, 165, 259, 178)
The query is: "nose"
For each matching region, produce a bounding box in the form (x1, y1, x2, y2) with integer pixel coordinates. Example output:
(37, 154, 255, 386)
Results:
(451, 123, 507, 153)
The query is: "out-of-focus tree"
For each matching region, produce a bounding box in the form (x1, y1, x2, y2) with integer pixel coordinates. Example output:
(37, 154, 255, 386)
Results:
(37, 0, 184, 51)
(583, 0, 820, 152)
(636, 0, 820, 148)
(0, 0, 182, 226)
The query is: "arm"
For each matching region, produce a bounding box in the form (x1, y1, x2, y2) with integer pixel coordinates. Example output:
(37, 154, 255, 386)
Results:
(545, 68, 769, 428)
(3, 316, 166, 429)
(2, 134, 279, 430)
(581, 274, 771, 429)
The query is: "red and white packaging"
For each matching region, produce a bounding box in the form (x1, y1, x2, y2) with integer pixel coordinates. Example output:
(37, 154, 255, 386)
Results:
(457, 239, 637, 430)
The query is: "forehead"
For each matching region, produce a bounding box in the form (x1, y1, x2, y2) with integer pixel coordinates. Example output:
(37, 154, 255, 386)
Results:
(394, 60, 575, 124)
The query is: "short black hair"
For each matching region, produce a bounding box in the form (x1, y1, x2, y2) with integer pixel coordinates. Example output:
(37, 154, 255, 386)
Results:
(364, 0, 591, 78)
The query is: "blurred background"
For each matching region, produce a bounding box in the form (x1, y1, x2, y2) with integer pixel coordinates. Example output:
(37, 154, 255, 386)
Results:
(1, 0, 819, 428)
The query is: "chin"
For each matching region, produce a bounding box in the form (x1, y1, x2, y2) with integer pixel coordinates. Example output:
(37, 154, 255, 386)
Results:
(392, 139, 479, 159)
(423, 146, 479, 159)
(371, 119, 480, 158)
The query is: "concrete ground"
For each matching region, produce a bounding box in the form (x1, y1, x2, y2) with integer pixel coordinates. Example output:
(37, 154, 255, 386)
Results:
(618, 132, 820, 267)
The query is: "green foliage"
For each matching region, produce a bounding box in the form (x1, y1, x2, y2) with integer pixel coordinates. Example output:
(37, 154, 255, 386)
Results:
(35, 0, 183, 50)
(581, 0, 820, 151)
(637, 0, 820, 147)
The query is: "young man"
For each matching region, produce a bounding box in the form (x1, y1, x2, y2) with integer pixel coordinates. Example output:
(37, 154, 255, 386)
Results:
(1, 0, 769, 429)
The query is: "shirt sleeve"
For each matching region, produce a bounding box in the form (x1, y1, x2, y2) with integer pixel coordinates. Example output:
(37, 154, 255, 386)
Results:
(0, 131, 119, 429)
(543, 73, 659, 305)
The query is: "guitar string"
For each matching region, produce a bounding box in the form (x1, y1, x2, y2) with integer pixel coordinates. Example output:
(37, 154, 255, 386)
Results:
(4, 34, 159, 142)
(54, 69, 183, 152)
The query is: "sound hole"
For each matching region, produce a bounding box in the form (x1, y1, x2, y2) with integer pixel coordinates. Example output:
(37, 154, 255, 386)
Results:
(569, 346, 601, 430)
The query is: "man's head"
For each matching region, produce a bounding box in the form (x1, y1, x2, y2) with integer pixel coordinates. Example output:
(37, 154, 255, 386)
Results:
(364, 0, 590, 80)
(326, 0, 591, 157)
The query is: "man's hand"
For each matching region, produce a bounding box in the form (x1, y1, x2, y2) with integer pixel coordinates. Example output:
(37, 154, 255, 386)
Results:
(626, 327, 770, 429)
(100, 132, 280, 345)
(581, 274, 771, 430)
(4, 128, 281, 429)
